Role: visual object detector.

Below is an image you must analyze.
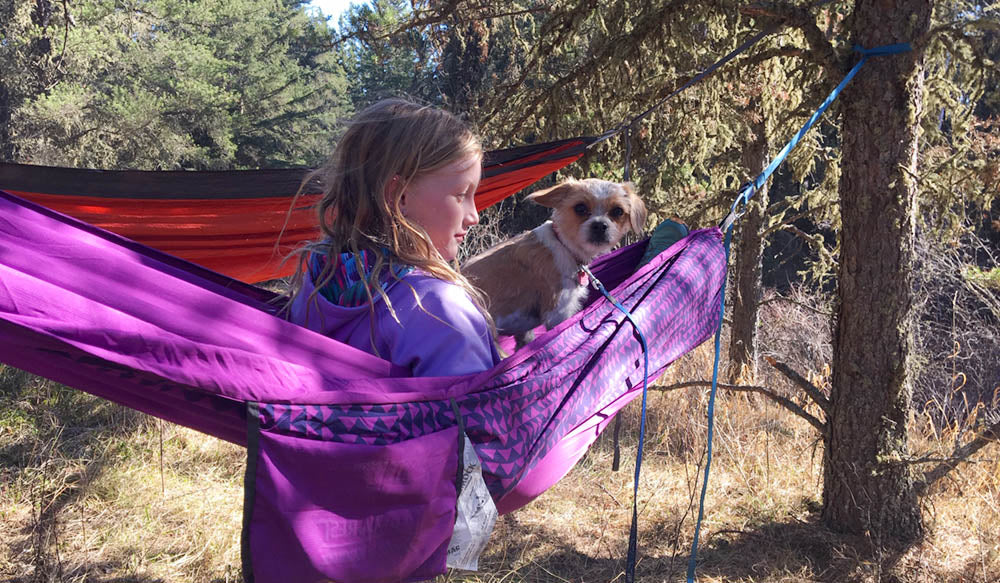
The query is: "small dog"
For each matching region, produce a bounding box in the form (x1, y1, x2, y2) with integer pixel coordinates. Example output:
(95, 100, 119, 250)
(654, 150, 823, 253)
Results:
(464, 178, 647, 347)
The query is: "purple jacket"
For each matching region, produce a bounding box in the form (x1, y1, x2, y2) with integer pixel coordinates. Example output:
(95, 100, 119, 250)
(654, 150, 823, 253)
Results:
(289, 267, 501, 377)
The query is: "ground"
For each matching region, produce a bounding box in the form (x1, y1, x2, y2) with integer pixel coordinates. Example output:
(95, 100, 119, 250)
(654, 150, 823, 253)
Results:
(1, 342, 998, 582)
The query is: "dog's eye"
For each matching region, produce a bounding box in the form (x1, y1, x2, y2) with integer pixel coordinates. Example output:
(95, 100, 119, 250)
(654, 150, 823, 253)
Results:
(610, 206, 625, 219)
(573, 203, 590, 217)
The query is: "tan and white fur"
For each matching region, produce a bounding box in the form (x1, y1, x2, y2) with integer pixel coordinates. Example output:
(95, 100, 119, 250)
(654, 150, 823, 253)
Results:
(463, 178, 647, 347)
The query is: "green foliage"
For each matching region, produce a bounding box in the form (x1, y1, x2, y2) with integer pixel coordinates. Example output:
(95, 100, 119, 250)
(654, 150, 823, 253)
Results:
(0, 1, 45, 160)
(918, 1, 999, 238)
(338, 0, 437, 106)
(329, 1, 857, 239)
(8, 0, 351, 169)
(963, 264, 1000, 290)
(330, 2, 763, 221)
(6, 0, 994, 223)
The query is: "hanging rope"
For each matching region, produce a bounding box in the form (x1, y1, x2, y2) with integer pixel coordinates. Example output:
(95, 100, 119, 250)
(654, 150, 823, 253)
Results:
(578, 263, 649, 583)
(722, 43, 915, 230)
(610, 125, 635, 473)
(571, 14, 912, 575)
(688, 42, 913, 583)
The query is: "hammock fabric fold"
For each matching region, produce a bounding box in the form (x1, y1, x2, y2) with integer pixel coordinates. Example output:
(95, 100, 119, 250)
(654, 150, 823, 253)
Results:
(0, 188, 725, 582)
(0, 137, 596, 284)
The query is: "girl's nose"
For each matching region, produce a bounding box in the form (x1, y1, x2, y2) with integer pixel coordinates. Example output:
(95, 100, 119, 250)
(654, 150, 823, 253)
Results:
(464, 196, 480, 226)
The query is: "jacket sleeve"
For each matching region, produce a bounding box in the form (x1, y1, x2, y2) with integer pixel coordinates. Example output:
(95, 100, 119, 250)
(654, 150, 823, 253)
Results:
(379, 276, 501, 377)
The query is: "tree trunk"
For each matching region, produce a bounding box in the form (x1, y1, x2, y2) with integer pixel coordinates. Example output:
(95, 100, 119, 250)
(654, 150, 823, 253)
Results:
(0, 83, 13, 162)
(728, 111, 769, 383)
(0, 1, 16, 162)
(822, 0, 932, 543)
(442, 22, 490, 118)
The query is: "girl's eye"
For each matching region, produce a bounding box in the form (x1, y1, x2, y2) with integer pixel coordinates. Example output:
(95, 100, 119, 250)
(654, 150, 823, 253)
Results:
(610, 206, 624, 218)
(573, 203, 590, 216)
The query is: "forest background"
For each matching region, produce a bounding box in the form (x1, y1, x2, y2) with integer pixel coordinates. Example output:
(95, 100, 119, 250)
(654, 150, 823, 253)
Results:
(1, 0, 999, 581)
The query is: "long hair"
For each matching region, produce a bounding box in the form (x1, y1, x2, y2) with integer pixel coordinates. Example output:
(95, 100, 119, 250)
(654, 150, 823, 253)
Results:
(285, 98, 494, 338)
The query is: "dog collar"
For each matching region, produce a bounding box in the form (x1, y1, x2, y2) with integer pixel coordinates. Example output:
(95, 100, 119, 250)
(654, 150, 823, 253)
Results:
(550, 224, 591, 287)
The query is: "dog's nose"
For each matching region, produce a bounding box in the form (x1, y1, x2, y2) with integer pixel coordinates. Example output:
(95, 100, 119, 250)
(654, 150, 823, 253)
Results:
(588, 221, 609, 243)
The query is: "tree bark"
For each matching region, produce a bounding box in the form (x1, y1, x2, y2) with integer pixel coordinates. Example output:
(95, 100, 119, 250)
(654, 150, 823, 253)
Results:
(442, 21, 490, 119)
(0, 1, 16, 162)
(0, 83, 13, 162)
(822, 0, 933, 543)
(728, 109, 769, 383)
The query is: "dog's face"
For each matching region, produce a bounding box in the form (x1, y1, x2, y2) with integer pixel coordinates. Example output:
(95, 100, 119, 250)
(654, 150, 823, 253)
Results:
(528, 178, 647, 259)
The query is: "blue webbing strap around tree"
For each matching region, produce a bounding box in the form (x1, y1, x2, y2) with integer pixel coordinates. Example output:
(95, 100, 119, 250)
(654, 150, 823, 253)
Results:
(721, 43, 914, 231)
(690, 43, 912, 583)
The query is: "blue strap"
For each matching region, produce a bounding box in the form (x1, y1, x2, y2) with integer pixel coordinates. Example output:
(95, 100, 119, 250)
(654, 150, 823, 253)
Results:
(697, 42, 911, 582)
(584, 41, 912, 583)
(579, 265, 649, 583)
(721, 43, 912, 231)
(685, 223, 733, 582)
(856, 42, 913, 56)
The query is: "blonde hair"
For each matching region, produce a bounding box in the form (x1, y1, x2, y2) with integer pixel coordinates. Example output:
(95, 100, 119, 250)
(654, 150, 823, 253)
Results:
(286, 98, 493, 338)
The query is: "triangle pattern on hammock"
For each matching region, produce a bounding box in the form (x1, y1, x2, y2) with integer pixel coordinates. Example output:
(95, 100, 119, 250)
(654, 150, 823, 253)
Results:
(0, 189, 725, 582)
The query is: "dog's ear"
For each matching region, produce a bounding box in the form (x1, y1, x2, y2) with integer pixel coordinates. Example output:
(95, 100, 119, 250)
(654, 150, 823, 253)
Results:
(526, 180, 578, 208)
(622, 183, 648, 234)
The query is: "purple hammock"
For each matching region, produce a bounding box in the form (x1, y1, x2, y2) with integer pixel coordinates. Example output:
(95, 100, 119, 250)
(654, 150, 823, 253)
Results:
(0, 189, 725, 582)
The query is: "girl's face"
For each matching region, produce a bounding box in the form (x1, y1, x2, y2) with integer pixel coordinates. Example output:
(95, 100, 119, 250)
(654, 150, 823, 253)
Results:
(400, 153, 481, 261)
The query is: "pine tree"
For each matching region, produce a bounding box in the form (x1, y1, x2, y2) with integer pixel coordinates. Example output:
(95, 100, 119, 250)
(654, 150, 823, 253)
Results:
(0, 0, 60, 161)
(10, 0, 351, 169)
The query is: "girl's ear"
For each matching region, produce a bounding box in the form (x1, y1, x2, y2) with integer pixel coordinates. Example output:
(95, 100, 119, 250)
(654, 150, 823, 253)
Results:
(386, 176, 405, 213)
(526, 179, 578, 208)
(623, 183, 648, 233)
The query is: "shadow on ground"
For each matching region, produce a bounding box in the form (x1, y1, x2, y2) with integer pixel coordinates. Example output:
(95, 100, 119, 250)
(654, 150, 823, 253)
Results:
(1, 365, 152, 582)
(449, 508, 932, 583)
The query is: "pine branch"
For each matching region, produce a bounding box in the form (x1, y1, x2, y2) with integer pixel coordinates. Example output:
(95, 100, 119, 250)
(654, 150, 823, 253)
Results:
(781, 224, 840, 272)
(916, 419, 1000, 495)
(652, 380, 828, 438)
(451, 1, 586, 128)
(740, 1, 842, 78)
(763, 355, 832, 415)
(758, 294, 833, 317)
(736, 46, 808, 71)
(488, 0, 688, 138)
(252, 102, 330, 129)
(924, 15, 1000, 61)
(58, 126, 103, 147)
(329, 3, 551, 48)
(777, 85, 840, 129)
(761, 201, 836, 238)
(779, 223, 819, 244)
(58, 0, 72, 64)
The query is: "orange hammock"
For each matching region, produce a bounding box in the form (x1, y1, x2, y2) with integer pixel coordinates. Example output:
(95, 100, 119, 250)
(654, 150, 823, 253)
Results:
(0, 137, 596, 283)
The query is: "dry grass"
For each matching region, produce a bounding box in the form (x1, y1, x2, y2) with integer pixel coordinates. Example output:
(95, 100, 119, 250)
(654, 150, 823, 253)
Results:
(1, 333, 998, 582)
(449, 340, 1000, 583)
(0, 367, 244, 582)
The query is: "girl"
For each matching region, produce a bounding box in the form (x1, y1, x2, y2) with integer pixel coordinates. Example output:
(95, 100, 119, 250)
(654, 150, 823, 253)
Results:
(286, 98, 501, 376)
